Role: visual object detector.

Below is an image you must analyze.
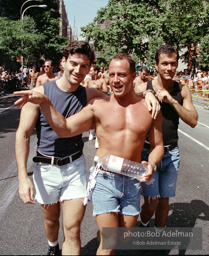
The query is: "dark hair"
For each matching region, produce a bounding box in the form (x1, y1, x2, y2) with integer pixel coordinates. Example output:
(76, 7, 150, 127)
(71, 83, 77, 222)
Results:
(155, 45, 179, 64)
(44, 59, 54, 67)
(141, 67, 148, 72)
(92, 64, 100, 72)
(109, 54, 136, 73)
(64, 41, 95, 65)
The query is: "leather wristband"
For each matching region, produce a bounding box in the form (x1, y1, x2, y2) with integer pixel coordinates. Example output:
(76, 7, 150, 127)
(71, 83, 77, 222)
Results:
(149, 161, 157, 171)
(143, 89, 156, 97)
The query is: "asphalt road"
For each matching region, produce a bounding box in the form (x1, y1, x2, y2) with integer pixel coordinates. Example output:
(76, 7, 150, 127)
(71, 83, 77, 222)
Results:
(0, 95, 208, 255)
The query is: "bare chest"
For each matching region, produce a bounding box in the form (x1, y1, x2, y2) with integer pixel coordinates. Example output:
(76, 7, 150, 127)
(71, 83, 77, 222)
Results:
(95, 101, 152, 134)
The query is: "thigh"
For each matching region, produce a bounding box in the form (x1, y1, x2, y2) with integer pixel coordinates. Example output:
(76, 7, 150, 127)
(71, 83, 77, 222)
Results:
(159, 148, 180, 197)
(60, 155, 87, 201)
(119, 214, 139, 228)
(33, 163, 61, 204)
(41, 202, 60, 221)
(120, 177, 141, 216)
(92, 171, 122, 216)
(62, 198, 86, 230)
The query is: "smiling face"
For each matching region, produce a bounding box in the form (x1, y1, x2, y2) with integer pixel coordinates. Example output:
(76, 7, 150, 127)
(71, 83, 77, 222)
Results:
(63, 53, 91, 86)
(155, 53, 178, 81)
(109, 58, 136, 98)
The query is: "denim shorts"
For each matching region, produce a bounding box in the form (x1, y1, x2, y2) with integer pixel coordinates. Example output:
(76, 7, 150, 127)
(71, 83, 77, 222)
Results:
(33, 155, 86, 204)
(92, 169, 141, 216)
(141, 147, 180, 198)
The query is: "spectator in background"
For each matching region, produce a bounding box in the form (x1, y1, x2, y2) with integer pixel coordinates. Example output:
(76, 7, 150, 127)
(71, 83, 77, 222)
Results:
(28, 66, 38, 90)
(134, 66, 150, 87)
(36, 59, 59, 87)
(57, 57, 65, 78)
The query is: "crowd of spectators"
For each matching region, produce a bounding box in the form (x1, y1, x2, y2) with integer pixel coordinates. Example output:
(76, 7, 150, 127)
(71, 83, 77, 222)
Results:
(1, 62, 209, 98)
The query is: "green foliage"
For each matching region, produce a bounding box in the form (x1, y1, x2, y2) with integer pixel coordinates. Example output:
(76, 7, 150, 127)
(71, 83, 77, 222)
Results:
(198, 32, 209, 69)
(0, 16, 44, 62)
(81, 0, 209, 70)
(0, 0, 68, 67)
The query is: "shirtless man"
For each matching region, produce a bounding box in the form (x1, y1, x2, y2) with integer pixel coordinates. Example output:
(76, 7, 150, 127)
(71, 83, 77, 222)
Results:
(84, 64, 108, 94)
(28, 66, 38, 89)
(134, 66, 149, 88)
(14, 54, 164, 255)
(36, 59, 59, 87)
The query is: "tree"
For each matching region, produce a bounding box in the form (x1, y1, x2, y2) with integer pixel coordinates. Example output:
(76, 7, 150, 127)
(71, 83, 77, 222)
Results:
(157, 0, 209, 71)
(81, 0, 209, 71)
(0, 16, 44, 64)
(81, 0, 166, 66)
(198, 32, 209, 69)
(0, 0, 68, 68)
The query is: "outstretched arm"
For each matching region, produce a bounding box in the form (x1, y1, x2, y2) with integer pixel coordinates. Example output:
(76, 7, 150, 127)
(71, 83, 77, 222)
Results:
(14, 90, 94, 138)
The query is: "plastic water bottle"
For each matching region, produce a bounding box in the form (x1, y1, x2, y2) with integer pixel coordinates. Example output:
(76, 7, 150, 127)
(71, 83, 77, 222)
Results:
(96, 155, 147, 179)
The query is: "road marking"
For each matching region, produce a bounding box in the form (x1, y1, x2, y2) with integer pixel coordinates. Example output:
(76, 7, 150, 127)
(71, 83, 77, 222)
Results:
(0, 137, 37, 221)
(198, 121, 209, 129)
(178, 129, 209, 151)
(0, 105, 16, 113)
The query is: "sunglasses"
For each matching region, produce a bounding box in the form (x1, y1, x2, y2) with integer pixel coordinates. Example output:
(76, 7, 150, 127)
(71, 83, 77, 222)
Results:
(43, 65, 50, 68)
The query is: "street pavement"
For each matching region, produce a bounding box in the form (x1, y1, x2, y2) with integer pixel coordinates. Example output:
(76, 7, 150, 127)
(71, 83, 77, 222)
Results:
(0, 95, 209, 255)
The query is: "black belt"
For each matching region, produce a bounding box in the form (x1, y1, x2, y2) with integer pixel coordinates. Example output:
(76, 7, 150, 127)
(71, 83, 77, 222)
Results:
(33, 151, 83, 166)
(144, 141, 178, 153)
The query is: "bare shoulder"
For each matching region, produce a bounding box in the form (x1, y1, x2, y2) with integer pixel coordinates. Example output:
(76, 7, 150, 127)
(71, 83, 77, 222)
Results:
(134, 82, 147, 93)
(86, 87, 109, 102)
(178, 81, 191, 98)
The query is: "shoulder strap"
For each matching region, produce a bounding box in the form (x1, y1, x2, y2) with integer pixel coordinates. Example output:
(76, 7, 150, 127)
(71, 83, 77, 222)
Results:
(147, 80, 153, 90)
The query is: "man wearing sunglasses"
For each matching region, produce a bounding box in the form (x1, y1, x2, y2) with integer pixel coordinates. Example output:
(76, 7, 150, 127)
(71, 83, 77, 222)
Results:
(36, 59, 59, 87)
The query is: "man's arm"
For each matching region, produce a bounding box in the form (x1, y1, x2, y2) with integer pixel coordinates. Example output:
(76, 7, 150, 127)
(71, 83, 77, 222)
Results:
(28, 73, 31, 86)
(134, 82, 161, 120)
(35, 76, 41, 87)
(100, 79, 108, 94)
(39, 96, 95, 138)
(14, 89, 95, 138)
(140, 112, 164, 182)
(86, 87, 109, 102)
(15, 102, 40, 204)
(156, 84, 198, 128)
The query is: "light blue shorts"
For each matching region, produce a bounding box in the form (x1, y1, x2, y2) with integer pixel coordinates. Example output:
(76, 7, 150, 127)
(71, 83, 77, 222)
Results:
(33, 155, 86, 204)
(141, 147, 180, 198)
(92, 169, 141, 216)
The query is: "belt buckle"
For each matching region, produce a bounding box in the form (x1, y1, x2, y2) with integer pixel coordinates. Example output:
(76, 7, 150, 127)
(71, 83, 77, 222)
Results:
(164, 146, 169, 153)
(55, 157, 62, 166)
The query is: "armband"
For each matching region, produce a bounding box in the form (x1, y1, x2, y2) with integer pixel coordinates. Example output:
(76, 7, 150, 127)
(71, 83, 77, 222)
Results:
(149, 161, 157, 171)
(143, 89, 156, 97)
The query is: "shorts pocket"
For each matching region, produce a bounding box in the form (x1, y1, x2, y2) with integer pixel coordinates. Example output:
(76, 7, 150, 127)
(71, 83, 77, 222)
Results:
(169, 147, 180, 157)
(35, 163, 51, 172)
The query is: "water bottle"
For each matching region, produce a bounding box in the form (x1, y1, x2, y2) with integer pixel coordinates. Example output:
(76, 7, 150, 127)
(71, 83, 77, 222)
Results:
(96, 155, 147, 179)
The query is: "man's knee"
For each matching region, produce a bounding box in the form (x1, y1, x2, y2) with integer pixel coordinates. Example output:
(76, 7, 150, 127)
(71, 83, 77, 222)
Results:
(158, 197, 169, 208)
(143, 196, 159, 212)
(63, 221, 81, 241)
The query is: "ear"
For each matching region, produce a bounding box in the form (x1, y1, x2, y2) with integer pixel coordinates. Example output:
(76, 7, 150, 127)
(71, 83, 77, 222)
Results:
(155, 62, 158, 71)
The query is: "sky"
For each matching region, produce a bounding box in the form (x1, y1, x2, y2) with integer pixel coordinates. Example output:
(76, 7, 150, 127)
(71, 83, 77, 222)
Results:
(64, 0, 109, 39)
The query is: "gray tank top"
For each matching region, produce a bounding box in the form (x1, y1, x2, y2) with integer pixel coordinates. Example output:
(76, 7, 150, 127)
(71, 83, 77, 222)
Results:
(36, 80, 87, 157)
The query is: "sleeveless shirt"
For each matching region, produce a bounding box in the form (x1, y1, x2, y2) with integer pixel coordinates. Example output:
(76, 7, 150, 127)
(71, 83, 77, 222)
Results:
(36, 80, 87, 157)
(147, 80, 183, 145)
